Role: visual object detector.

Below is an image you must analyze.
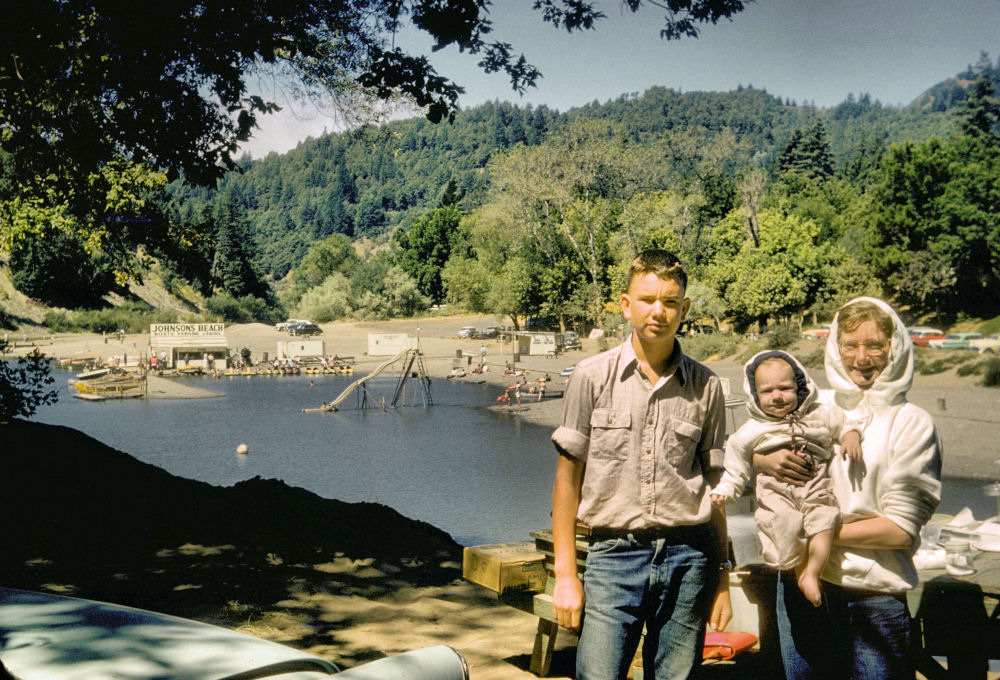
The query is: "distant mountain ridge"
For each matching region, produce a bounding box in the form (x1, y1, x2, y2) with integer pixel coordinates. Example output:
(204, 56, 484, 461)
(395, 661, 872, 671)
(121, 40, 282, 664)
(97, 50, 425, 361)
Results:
(909, 59, 1000, 112)
(171, 64, 991, 280)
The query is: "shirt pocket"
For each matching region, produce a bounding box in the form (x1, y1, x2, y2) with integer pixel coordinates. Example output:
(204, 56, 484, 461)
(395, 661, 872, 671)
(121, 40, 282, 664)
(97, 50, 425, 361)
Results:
(667, 416, 702, 466)
(589, 407, 631, 460)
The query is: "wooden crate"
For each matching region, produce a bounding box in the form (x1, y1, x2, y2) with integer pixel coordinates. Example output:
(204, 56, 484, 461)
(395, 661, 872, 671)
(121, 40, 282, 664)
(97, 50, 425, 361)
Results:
(463, 542, 547, 594)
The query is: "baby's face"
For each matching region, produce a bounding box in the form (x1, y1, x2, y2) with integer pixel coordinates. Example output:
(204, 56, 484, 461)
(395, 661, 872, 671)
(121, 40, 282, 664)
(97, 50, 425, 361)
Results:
(754, 359, 799, 418)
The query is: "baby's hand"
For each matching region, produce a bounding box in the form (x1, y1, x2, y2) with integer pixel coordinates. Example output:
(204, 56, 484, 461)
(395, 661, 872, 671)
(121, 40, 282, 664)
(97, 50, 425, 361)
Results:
(841, 430, 863, 460)
(710, 494, 726, 509)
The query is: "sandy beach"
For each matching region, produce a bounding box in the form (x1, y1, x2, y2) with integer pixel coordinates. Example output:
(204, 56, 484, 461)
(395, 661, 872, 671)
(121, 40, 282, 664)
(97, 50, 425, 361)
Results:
(6, 316, 1000, 678)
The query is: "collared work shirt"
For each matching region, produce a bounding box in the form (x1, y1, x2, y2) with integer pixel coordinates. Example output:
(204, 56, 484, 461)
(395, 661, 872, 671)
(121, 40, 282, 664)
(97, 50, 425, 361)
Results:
(552, 339, 726, 530)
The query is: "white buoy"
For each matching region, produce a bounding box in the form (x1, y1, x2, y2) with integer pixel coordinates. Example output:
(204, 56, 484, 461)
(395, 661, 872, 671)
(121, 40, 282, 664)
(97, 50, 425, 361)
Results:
(236, 443, 249, 456)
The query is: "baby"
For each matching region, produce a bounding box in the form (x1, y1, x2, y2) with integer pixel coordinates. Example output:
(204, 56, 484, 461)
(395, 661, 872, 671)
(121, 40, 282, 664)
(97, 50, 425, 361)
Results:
(711, 350, 863, 606)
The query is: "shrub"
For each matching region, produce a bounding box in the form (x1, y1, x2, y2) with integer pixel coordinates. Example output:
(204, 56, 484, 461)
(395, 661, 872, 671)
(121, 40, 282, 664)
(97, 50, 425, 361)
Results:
(237, 295, 283, 325)
(915, 354, 970, 375)
(205, 293, 282, 324)
(0, 306, 16, 331)
(43, 304, 179, 334)
(983, 358, 1000, 387)
(43, 311, 73, 332)
(799, 347, 826, 371)
(205, 293, 250, 323)
(295, 274, 353, 322)
(682, 333, 741, 362)
(70, 303, 178, 334)
(956, 361, 983, 377)
(351, 266, 429, 320)
(762, 325, 798, 350)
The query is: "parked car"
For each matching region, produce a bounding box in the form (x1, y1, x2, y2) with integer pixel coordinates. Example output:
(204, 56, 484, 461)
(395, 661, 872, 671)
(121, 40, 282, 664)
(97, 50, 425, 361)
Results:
(562, 331, 582, 350)
(928, 332, 982, 349)
(802, 325, 831, 340)
(909, 327, 946, 347)
(480, 326, 500, 339)
(276, 319, 308, 332)
(970, 333, 1000, 354)
(0, 587, 469, 680)
(289, 321, 323, 336)
(457, 326, 477, 338)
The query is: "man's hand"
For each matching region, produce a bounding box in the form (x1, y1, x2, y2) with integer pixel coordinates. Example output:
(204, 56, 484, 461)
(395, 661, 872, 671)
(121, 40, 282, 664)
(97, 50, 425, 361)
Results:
(754, 449, 816, 486)
(710, 493, 726, 509)
(552, 574, 585, 631)
(709, 581, 732, 632)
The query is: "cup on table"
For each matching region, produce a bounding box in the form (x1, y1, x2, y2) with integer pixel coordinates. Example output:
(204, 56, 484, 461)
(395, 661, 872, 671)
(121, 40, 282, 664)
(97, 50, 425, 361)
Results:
(943, 539, 976, 576)
(920, 525, 942, 548)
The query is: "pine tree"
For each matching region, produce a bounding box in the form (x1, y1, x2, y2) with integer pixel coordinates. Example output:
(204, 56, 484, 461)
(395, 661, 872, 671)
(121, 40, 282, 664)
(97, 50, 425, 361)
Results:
(799, 121, 835, 179)
(959, 53, 1000, 141)
(210, 188, 267, 299)
(777, 130, 804, 174)
(777, 122, 834, 180)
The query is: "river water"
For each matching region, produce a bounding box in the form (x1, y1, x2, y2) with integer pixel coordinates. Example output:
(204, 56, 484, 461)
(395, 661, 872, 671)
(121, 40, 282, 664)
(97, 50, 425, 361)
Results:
(28, 370, 1000, 546)
(31, 371, 556, 546)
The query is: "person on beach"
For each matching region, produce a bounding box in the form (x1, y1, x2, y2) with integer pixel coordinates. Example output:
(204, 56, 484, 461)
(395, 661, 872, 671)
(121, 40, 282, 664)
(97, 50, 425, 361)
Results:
(551, 249, 731, 679)
(755, 298, 942, 680)
(710, 350, 863, 607)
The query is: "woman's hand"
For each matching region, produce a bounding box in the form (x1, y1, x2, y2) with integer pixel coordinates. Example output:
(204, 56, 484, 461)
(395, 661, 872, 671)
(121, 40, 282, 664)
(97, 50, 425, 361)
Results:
(754, 449, 816, 486)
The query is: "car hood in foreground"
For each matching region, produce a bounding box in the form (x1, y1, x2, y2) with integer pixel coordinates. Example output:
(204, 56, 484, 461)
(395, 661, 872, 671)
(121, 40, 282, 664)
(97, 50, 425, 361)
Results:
(0, 588, 469, 680)
(0, 587, 337, 680)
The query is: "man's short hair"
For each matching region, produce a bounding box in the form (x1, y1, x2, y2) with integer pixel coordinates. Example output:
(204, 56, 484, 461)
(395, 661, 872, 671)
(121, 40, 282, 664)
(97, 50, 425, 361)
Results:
(626, 249, 688, 292)
(837, 299, 894, 339)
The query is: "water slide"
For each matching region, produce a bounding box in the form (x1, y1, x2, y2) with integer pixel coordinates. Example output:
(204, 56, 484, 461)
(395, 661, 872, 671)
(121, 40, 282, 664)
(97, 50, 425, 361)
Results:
(303, 348, 411, 412)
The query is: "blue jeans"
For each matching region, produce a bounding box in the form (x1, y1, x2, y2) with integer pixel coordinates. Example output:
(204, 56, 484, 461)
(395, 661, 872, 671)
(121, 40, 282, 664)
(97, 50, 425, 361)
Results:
(576, 524, 718, 680)
(776, 570, 913, 680)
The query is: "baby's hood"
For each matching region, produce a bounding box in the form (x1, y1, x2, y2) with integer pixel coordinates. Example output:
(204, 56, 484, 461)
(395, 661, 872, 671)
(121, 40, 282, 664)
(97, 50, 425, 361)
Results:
(825, 296, 913, 410)
(742, 350, 818, 421)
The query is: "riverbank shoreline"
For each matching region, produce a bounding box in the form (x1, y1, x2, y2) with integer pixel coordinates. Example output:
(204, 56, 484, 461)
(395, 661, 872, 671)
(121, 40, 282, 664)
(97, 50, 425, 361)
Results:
(15, 315, 1000, 479)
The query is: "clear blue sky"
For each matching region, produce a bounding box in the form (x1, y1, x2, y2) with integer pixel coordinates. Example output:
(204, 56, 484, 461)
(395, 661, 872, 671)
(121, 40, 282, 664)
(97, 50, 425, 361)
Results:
(241, 0, 1000, 158)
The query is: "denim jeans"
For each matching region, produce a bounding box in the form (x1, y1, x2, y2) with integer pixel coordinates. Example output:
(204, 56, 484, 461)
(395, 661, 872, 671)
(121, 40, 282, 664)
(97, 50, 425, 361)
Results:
(576, 524, 718, 680)
(776, 570, 913, 680)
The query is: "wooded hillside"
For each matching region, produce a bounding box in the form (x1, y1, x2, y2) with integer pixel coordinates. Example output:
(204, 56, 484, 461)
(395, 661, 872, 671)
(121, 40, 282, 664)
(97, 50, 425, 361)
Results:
(3, 54, 999, 335)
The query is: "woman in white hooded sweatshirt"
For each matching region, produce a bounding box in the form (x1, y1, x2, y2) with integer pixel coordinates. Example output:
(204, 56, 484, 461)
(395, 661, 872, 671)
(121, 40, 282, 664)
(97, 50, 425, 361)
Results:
(755, 297, 942, 680)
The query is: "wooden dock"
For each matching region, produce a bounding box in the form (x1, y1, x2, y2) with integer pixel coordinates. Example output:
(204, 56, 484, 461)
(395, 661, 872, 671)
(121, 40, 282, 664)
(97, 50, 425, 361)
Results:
(73, 391, 144, 401)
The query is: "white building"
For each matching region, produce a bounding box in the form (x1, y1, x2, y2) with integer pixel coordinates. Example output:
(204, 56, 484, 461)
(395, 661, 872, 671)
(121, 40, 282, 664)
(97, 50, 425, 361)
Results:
(277, 339, 325, 360)
(367, 333, 417, 356)
(149, 323, 228, 370)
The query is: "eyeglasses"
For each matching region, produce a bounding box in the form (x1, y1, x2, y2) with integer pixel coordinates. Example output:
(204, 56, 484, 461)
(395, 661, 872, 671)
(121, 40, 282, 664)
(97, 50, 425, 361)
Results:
(839, 341, 888, 358)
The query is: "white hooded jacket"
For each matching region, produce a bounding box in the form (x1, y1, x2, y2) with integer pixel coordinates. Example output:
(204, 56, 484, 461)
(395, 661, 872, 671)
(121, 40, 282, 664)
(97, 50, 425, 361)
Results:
(821, 297, 942, 592)
(712, 350, 856, 503)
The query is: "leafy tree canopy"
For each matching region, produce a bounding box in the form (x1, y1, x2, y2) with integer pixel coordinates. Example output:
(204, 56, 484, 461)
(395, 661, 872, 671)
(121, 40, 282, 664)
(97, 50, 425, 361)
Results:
(393, 204, 465, 303)
(0, 343, 58, 421)
(1, 0, 747, 195)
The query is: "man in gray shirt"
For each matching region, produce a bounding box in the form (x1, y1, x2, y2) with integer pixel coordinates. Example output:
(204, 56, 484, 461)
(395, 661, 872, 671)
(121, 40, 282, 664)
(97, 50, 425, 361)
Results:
(551, 249, 732, 679)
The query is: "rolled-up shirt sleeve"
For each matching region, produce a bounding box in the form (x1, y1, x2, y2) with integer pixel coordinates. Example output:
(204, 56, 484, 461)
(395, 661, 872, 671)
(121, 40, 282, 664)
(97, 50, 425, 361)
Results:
(552, 370, 596, 461)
